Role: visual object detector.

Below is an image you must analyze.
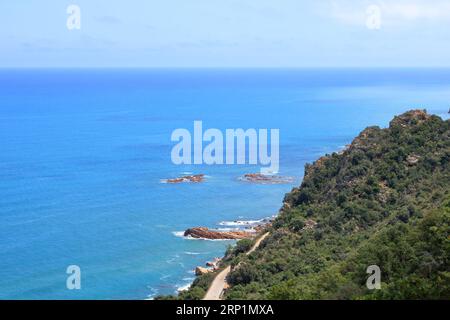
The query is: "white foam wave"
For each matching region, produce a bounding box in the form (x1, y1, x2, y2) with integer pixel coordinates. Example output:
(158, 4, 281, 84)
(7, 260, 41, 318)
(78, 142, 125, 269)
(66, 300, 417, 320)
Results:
(184, 251, 201, 255)
(182, 277, 195, 281)
(145, 287, 159, 300)
(216, 227, 241, 232)
(218, 219, 264, 226)
(177, 283, 192, 292)
(172, 231, 185, 237)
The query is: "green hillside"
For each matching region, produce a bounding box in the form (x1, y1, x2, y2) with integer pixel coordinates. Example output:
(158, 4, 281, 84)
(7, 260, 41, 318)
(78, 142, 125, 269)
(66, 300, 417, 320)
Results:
(169, 110, 449, 300)
(223, 110, 450, 300)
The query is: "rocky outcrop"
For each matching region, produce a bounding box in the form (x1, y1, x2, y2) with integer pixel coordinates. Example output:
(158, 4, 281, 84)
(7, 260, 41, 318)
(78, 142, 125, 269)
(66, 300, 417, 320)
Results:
(239, 173, 294, 184)
(206, 257, 222, 268)
(195, 266, 212, 276)
(184, 227, 253, 240)
(166, 174, 205, 183)
(389, 109, 430, 128)
(406, 154, 420, 165)
(303, 219, 318, 230)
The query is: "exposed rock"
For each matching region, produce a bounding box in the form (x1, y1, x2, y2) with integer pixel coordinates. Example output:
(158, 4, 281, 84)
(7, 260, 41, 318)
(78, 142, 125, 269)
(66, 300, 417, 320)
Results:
(252, 223, 270, 233)
(166, 174, 205, 184)
(406, 154, 420, 165)
(389, 109, 430, 128)
(195, 266, 212, 276)
(377, 181, 390, 203)
(239, 173, 294, 184)
(206, 257, 222, 269)
(302, 219, 317, 230)
(349, 126, 382, 151)
(184, 227, 253, 240)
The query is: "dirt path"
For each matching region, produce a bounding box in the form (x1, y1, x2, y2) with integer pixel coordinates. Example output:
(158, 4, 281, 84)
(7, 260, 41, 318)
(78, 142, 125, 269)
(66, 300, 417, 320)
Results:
(203, 232, 270, 300)
(247, 232, 269, 255)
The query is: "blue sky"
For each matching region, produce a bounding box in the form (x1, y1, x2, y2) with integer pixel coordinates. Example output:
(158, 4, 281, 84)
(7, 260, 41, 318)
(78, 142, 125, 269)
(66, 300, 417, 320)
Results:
(1, 0, 450, 67)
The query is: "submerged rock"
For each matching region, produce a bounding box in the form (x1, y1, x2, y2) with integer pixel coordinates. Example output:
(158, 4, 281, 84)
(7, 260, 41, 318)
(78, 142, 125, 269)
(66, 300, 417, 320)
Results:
(239, 173, 294, 184)
(165, 174, 205, 183)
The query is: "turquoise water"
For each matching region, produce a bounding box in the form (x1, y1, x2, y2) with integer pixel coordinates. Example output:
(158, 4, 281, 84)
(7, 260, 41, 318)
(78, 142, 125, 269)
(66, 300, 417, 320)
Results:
(0, 69, 449, 299)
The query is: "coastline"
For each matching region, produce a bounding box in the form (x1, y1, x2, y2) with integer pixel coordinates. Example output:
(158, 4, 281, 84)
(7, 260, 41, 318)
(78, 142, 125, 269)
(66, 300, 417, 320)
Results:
(172, 215, 275, 297)
(166, 110, 450, 299)
(165, 153, 338, 298)
(3, 68, 450, 299)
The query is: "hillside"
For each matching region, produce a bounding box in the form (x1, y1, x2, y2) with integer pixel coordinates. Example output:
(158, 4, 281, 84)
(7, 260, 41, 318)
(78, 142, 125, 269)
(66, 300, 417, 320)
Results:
(173, 110, 450, 300)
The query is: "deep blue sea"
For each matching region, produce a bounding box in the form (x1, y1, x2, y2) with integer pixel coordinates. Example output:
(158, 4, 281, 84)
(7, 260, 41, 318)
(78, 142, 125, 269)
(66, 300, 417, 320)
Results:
(0, 69, 449, 299)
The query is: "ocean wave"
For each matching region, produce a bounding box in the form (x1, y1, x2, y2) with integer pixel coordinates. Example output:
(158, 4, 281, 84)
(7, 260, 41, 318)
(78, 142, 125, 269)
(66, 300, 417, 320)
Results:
(177, 283, 192, 292)
(172, 231, 185, 238)
(166, 254, 181, 264)
(215, 227, 241, 232)
(183, 251, 201, 255)
(182, 277, 195, 281)
(218, 219, 265, 226)
(145, 287, 159, 300)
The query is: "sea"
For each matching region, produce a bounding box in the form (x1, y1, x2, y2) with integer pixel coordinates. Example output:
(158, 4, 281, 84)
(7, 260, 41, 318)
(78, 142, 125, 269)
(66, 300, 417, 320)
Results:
(0, 68, 449, 299)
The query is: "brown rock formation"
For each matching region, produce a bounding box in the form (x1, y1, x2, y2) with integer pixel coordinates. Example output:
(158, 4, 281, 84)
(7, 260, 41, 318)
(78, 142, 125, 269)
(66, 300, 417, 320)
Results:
(166, 174, 205, 183)
(184, 227, 253, 240)
(195, 266, 212, 276)
(389, 109, 430, 128)
(240, 173, 294, 184)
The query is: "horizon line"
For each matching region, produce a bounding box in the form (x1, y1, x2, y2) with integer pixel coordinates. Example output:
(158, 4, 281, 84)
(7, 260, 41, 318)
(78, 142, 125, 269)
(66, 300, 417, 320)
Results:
(1, 66, 450, 70)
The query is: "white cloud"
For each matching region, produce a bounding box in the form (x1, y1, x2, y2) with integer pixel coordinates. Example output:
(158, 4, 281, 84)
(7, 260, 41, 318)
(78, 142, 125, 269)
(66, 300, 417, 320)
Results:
(380, 1, 450, 20)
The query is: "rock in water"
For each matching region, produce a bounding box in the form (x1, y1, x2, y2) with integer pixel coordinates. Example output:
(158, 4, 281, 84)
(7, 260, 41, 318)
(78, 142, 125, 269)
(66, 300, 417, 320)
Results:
(166, 174, 205, 183)
(184, 227, 253, 240)
(239, 173, 294, 184)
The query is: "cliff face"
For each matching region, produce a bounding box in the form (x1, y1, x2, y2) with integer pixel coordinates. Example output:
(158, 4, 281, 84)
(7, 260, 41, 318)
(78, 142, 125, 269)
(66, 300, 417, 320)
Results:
(223, 110, 450, 300)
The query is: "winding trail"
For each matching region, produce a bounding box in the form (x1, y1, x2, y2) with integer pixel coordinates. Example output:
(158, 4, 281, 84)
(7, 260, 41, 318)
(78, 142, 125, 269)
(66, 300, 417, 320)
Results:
(203, 232, 270, 300)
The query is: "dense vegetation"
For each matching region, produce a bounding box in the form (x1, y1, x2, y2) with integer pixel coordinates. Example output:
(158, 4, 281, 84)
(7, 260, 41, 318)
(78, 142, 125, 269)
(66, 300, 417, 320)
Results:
(224, 110, 449, 299)
(164, 110, 450, 300)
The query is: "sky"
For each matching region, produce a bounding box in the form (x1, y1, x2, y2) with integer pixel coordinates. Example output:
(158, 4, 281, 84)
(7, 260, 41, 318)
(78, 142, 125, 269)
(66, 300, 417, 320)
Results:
(1, 0, 450, 68)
